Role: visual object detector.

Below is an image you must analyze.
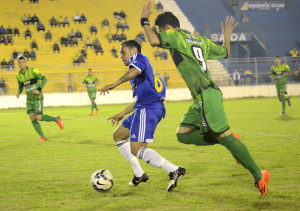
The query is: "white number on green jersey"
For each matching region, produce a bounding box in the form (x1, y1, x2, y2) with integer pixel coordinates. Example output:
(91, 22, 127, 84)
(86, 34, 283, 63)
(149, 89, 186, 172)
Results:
(191, 46, 207, 73)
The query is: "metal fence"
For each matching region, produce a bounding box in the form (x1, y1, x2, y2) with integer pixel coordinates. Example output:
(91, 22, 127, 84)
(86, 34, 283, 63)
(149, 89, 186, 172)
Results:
(0, 57, 299, 95)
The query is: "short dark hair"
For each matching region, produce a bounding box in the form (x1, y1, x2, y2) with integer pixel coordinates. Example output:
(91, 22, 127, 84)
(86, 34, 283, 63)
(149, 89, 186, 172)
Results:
(274, 55, 281, 59)
(121, 40, 141, 53)
(155, 12, 180, 28)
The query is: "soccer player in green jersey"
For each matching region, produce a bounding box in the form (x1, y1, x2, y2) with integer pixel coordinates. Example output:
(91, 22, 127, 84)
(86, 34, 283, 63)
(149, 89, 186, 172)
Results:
(140, 1, 270, 195)
(82, 69, 100, 115)
(16, 56, 64, 142)
(270, 56, 292, 115)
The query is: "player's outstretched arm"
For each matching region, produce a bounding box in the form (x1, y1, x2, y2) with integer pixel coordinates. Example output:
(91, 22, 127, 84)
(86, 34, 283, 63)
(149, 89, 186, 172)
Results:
(141, 1, 160, 47)
(99, 67, 140, 95)
(221, 16, 238, 57)
(107, 102, 135, 126)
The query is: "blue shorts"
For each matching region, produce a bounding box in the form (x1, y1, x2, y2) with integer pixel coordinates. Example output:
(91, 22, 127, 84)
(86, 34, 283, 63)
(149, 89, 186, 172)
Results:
(122, 107, 164, 143)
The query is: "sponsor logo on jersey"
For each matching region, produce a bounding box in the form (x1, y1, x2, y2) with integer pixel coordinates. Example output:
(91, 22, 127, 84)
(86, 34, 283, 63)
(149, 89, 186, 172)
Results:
(131, 134, 136, 138)
(24, 81, 31, 86)
(25, 86, 36, 92)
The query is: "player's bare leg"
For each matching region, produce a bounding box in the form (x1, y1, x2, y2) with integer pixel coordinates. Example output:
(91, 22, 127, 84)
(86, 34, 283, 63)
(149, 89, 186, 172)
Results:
(113, 125, 147, 186)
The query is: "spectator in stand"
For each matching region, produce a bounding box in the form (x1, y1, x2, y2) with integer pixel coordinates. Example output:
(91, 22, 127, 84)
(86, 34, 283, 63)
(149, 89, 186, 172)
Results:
(120, 32, 127, 42)
(102, 18, 110, 29)
(114, 10, 120, 20)
(0, 77, 6, 94)
(94, 43, 103, 55)
(25, 28, 32, 39)
(116, 21, 124, 32)
(81, 46, 87, 59)
(6, 34, 13, 45)
(66, 36, 73, 46)
(31, 39, 38, 51)
(119, 10, 126, 19)
(32, 14, 39, 24)
(37, 22, 45, 32)
(53, 42, 60, 53)
(241, 13, 249, 23)
(23, 49, 31, 59)
(72, 37, 78, 46)
(163, 73, 170, 87)
(30, 50, 36, 60)
(27, 14, 33, 24)
(14, 26, 20, 36)
(0, 35, 6, 45)
(112, 32, 120, 43)
(60, 36, 68, 46)
(93, 37, 100, 46)
(8, 59, 14, 71)
(1, 59, 7, 71)
(66, 73, 75, 93)
(45, 30, 52, 41)
(13, 50, 18, 60)
(64, 17, 70, 27)
(74, 13, 81, 24)
(30, 0, 39, 4)
(156, 1, 164, 12)
(111, 46, 117, 58)
(233, 69, 241, 85)
(80, 13, 87, 24)
(58, 16, 64, 27)
(73, 54, 81, 66)
(69, 29, 75, 38)
(161, 49, 168, 60)
(0, 25, 6, 35)
(90, 24, 97, 35)
(50, 16, 57, 27)
(136, 31, 146, 42)
(79, 53, 85, 65)
(85, 37, 93, 49)
(244, 68, 253, 85)
(75, 29, 83, 41)
(6, 25, 13, 35)
(290, 48, 299, 69)
(154, 48, 161, 60)
(124, 20, 129, 31)
(22, 14, 29, 25)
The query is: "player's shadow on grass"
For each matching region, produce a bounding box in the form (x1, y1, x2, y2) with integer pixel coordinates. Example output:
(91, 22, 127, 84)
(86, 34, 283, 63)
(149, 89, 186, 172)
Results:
(276, 115, 297, 121)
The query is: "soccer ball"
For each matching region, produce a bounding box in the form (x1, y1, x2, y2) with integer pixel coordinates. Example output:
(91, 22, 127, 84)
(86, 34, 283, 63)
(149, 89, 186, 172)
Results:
(91, 169, 114, 191)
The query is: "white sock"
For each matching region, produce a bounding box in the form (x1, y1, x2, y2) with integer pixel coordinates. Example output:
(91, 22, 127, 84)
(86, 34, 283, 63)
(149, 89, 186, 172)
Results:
(137, 147, 178, 173)
(115, 140, 144, 177)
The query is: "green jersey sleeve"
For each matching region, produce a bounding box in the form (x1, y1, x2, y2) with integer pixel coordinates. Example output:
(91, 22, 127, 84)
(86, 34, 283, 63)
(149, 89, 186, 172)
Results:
(32, 68, 44, 80)
(16, 75, 24, 94)
(82, 77, 87, 84)
(284, 64, 291, 73)
(206, 38, 228, 60)
(158, 30, 179, 49)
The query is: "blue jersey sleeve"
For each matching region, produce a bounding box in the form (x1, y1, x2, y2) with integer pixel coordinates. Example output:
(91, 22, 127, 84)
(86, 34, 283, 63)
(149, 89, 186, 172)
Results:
(128, 53, 147, 73)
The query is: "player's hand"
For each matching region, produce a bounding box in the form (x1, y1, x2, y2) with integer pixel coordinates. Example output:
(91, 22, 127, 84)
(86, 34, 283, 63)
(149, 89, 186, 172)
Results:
(270, 75, 275, 80)
(141, 1, 152, 19)
(33, 90, 40, 95)
(107, 113, 125, 127)
(16, 93, 20, 98)
(98, 84, 115, 96)
(222, 16, 238, 38)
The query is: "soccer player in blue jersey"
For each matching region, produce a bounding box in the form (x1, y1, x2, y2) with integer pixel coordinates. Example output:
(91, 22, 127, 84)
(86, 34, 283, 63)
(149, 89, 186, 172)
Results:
(99, 40, 185, 191)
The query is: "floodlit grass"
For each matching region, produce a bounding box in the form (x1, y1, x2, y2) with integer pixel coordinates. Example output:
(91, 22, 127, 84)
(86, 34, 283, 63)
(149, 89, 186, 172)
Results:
(0, 97, 299, 210)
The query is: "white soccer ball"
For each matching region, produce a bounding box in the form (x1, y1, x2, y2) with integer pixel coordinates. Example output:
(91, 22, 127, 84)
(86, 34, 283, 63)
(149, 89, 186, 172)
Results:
(91, 169, 114, 191)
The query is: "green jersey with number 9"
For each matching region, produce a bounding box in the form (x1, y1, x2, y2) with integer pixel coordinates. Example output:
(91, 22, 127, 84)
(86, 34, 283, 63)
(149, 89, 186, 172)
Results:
(158, 29, 228, 100)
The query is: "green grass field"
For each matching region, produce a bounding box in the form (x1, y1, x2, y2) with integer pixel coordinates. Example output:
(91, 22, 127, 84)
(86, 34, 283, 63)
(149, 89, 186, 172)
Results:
(0, 97, 299, 210)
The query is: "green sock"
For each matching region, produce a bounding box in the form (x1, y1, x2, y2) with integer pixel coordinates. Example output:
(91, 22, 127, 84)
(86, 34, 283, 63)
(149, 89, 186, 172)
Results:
(41, 115, 58, 122)
(93, 102, 98, 110)
(176, 130, 216, 146)
(91, 103, 94, 112)
(32, 120, 46, 138)
(218, 134, 262, 181)
(280, 95, 286, 112)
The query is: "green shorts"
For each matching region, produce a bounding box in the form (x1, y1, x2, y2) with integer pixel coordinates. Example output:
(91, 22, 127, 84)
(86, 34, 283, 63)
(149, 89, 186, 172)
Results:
(88, 91, 96, 100)
(26, 100, 43, 115)
(180, 87, 229, 134)
(276, 83, 287, 96)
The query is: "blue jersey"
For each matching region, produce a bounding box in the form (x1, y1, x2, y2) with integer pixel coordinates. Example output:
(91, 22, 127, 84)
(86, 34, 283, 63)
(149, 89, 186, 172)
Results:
(128, 53, 166, 110)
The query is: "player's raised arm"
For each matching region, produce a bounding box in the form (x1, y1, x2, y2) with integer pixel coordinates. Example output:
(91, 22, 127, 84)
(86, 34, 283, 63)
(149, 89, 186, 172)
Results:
(141, 1, 160, 47)
(221, 16, 238, 57)
(98, 67, 140, 96)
